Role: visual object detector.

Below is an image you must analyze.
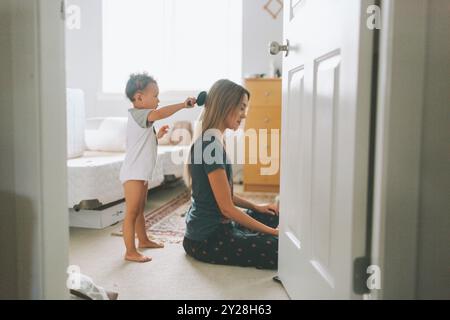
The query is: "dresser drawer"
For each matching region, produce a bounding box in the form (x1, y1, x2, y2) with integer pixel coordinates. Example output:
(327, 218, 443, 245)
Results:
(244, 134, 281, 160)
(243, 79, 282, 192)
(245, 106, 281, 130)
(246, 80, 281, 106)
(244, 161, 280, 185)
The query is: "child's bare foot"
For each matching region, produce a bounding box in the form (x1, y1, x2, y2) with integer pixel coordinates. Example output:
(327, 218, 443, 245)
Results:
(124, 251, 152, 263)
(138, 239, 164, 249)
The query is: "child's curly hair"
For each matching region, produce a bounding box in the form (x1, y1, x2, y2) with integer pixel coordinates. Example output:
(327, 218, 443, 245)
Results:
(125, 72, 157, 102)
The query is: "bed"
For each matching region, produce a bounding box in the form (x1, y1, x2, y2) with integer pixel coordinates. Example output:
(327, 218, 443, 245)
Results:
(66, 89, 191, 227)
(67, 147, 190, 229)
(67, 151, 164, 210)
(157, 145, 189, 178)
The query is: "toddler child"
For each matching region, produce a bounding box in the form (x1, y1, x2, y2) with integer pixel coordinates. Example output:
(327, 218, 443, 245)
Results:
(120, 72, 196, 262)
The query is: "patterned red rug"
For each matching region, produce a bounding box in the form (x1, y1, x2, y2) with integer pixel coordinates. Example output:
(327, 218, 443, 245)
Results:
(111, 189, 191, 244)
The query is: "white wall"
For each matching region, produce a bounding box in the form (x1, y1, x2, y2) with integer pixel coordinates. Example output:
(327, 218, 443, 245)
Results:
(242, 0, 283, 77)
(65, 0, 283, 121)
(416, 0, 450, 299)
(65, 0, 103, 119)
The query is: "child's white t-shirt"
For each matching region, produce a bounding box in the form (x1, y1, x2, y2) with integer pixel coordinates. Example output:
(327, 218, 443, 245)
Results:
(119, 108, 158, 184)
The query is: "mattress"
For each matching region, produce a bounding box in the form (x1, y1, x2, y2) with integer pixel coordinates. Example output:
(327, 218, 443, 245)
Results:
(67, 151, 164, 208)
(157, 145, 190, 178)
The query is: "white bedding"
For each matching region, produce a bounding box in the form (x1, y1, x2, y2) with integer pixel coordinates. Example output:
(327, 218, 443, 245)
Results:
(157, 145, 190, 178)
(67, 151, 164, 208)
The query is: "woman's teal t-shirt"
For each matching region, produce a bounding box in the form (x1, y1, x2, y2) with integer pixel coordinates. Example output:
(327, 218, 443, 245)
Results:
(184, 134, 233, 241)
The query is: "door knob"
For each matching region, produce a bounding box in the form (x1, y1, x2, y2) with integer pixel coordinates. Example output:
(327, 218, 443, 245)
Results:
(269, 40, 290, 57)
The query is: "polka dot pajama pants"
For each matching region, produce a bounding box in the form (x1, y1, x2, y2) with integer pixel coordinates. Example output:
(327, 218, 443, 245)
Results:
(183, 210, 279, 270)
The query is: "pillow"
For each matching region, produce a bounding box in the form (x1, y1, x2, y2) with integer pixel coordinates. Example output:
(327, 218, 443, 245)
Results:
(169, 121, 193, 145)
(85, 117, 127, 152)
(157, 125, 172, 145)
(158, 121, 193, 146)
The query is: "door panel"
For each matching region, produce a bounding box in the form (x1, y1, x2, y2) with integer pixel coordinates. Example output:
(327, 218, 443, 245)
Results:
(311, 51, 341, 273)
(278, 0, 375, 299)
(285, 66, 306, 247)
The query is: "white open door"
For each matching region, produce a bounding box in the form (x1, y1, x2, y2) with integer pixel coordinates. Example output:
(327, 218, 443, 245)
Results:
(278, 0, 376, 299)
(9, 0, 69, 299)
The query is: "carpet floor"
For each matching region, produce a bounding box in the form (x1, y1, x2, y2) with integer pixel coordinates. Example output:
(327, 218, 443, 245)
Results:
(69, 183, 289, 300)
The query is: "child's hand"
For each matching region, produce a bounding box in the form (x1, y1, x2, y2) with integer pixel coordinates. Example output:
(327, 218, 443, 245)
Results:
(184, 97, 197, 108)
(157, 125, 170, 139)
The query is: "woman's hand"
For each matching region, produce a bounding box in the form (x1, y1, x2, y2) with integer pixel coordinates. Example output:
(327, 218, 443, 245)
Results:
(184, 97, 197, 108)
(266, 226, 279, 237)
(157, 125, 170, 139)
(255, 203, 279, 216)
(273, 227, 279, 236)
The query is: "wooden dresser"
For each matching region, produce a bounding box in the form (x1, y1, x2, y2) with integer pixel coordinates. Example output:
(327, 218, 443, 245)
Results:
(243, 78, 281, 192)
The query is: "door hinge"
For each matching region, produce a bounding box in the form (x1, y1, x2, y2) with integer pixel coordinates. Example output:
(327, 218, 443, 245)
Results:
(353, 256, 370, 295)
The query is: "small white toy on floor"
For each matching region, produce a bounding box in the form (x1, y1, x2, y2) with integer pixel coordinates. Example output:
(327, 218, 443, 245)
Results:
(69, 273, 118, 300)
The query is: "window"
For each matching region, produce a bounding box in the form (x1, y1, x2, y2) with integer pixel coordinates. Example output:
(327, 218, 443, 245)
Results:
(102, 0, 242, 94)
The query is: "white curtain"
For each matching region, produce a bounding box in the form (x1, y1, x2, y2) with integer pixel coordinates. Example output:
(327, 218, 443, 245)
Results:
(102, 0, 242, 93)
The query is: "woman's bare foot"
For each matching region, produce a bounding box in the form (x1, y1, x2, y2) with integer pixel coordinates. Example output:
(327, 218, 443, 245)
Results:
(124, 251, 152, 263)
(138, 239, 164, 249)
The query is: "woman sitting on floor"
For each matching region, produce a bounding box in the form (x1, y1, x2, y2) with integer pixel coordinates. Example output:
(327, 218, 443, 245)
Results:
(183, 79, 279, 270)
